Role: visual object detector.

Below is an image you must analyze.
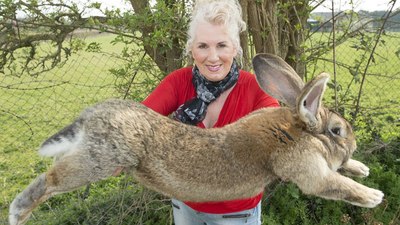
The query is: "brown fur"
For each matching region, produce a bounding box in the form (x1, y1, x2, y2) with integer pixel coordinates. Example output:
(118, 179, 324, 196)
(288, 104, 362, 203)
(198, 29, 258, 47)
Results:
(9, 54, 383, 225)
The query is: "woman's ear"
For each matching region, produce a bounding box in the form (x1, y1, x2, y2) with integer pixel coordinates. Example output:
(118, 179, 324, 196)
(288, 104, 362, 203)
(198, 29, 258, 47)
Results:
(190, 50, 195, 60)
(233, 47, 238, 57)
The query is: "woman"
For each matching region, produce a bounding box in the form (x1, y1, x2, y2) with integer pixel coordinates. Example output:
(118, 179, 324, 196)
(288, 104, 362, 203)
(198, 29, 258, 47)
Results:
(142, 0, 279, 224)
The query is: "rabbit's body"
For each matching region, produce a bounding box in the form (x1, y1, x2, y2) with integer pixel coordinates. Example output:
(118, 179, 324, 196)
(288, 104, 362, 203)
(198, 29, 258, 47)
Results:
(40, 99, 290, 201)
(9, 54, 384, 225)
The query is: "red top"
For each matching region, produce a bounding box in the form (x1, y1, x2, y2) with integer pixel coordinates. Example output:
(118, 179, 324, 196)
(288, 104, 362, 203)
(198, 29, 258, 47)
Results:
(142, 67, 279, 214)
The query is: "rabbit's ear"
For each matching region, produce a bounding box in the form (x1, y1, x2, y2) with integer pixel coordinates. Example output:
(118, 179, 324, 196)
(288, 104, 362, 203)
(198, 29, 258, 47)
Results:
(252, 53, 304, 107)
(297, 73, 330, 128)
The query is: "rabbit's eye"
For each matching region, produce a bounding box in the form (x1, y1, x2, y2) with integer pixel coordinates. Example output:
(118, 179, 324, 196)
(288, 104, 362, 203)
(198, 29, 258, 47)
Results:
(331, 127, 341, 136)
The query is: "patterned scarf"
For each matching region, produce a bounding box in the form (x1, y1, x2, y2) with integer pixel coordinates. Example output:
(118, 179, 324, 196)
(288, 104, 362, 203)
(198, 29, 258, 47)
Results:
(173, 60, 240, 125)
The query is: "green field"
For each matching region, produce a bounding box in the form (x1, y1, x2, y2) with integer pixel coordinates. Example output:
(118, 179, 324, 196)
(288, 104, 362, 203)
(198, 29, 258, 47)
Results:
(1, 32, 399, 224)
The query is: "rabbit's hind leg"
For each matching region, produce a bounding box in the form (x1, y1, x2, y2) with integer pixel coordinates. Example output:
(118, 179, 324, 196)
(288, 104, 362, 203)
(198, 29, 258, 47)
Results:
(9, 153, 113, 225)
(9, 173, 47, 225)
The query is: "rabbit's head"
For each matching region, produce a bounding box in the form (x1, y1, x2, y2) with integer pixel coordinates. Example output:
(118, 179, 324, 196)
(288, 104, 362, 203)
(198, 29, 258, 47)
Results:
(253, 53, 357, 157)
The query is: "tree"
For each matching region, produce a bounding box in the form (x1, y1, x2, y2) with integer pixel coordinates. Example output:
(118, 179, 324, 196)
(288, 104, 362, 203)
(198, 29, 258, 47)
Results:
(3, 0, 393, 91)
(241, 0, 312, 77)
(129, 0, 314, 77)
(128, 0, 189, 73)
(1, 0, 315, 78)
(0, 0, 86, 76)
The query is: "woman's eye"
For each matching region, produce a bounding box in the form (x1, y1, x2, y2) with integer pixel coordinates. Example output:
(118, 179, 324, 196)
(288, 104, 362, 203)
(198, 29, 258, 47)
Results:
(197, 44, 207, 49)
(218, 43, 227, 48)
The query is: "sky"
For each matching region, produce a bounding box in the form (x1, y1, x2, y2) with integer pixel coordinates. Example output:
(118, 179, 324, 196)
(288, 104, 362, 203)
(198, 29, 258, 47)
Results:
(312, 0, 400, 12)
(81, 0, 400, 12)
(15, 0, 400, 18)
(84, 0, 400, 13)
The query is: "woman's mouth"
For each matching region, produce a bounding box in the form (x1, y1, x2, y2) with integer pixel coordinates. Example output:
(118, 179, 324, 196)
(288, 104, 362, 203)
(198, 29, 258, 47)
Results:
(207, 64, 221, 72)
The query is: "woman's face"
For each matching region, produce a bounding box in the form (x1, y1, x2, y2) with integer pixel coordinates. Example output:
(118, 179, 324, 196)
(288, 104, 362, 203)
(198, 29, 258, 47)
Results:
(191, 21, 237, 82)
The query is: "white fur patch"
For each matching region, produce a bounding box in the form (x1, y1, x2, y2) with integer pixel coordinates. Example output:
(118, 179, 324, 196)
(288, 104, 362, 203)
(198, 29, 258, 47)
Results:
(39, 130, 84, 157)
(9, 197, 20, 225)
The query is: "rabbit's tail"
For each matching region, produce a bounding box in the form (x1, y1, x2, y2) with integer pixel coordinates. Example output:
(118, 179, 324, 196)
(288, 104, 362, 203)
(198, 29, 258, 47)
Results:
(39, 118, 84, 157)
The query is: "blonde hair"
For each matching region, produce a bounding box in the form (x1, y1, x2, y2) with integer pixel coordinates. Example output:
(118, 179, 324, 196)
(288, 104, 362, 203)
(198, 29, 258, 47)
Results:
(185, 0, 246, 61)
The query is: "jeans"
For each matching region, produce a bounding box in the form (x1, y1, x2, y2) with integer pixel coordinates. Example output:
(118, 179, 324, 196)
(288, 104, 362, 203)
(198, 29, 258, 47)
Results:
(171, 199, 262, 225)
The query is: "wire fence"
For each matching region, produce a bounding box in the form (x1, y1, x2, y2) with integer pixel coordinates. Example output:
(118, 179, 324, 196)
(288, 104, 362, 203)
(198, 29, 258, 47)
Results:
(306, 31, 400, 142)
(0, 44, 127, 214)
(1, 50, 120, 151)
(1, 28, 400, 224)
(1, 32, 400, 160)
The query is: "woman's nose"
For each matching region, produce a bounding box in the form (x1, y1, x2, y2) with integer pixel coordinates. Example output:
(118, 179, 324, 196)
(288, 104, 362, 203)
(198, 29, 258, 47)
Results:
(208, 48, 219, 61)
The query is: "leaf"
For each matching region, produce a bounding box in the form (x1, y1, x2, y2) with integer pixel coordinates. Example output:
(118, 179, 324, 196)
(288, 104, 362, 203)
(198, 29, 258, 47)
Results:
(396, 48, 400, 59)
(86, 42, 102, 52)
(89, 2, 102, 9)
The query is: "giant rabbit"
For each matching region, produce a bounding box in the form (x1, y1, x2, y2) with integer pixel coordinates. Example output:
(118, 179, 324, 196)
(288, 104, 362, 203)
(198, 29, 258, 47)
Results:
(9, 54, 384, 225)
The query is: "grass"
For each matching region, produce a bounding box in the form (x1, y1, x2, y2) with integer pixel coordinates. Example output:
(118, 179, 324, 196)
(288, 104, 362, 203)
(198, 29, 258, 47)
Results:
(1, 31, 399, 224)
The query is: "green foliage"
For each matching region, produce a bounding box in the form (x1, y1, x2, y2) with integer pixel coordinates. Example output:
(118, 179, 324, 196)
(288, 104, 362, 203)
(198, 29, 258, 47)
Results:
(95, 0, 189, 74)
(0, 0, 85, 76)
(85, 41, 102, 52)
(355, 138, 400, 224)
(84, 1, 191, 99)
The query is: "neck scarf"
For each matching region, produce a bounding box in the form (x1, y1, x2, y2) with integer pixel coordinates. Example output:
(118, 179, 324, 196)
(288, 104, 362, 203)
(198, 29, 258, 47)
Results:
(173, 60, 240, 125)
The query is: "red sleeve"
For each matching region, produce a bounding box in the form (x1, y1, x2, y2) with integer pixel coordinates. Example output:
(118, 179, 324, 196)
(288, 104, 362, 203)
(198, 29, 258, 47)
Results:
(142, 67, 195, 116)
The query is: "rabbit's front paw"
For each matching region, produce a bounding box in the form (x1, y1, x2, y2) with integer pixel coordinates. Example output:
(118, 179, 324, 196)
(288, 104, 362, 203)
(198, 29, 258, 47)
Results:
(354, 161, 369, 177)
(342, 159, 369, 177)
